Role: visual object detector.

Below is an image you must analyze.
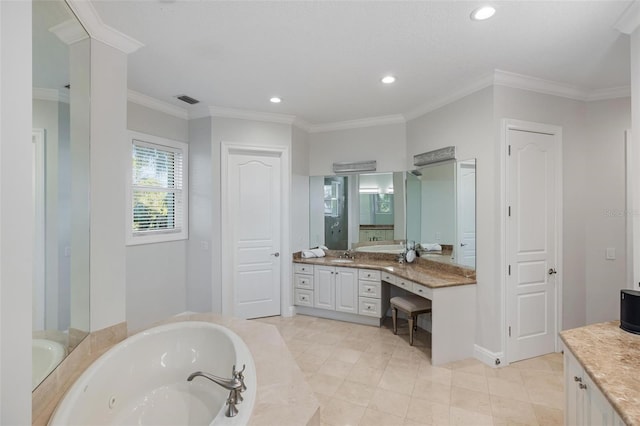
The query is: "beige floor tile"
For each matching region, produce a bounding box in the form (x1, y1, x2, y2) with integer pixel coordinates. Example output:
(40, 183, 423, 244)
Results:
(484, 366, 524, 384)
(307, 373, 344, 397)
(320, 396, 366, 426)
(512, 357, 554, 372)
(406, 397, 450, 424)
(369, 388, 412, 418)
(334, 380, 375, 408)
(490, 394, 539, 425)
(487, 376, 530, 402)
(451, 370, 489, 393)
(346, 363, 384, 386)
(532, 403, 563, 425)
(318, 358, 355, 379)
(297, 358, 323, 374)
(365, 341, 398, 357)
(450, 386, 492, 416)
(403, 419, 433, 426)
(413, 378, 452, 406)
(379, 365, 419, 395)
(332, 347, 363, 364)
(449, 406, 494, 426)
(336, 338, 371, 352)
(359, 407, 405, 426)
(355, 352, 391, 370)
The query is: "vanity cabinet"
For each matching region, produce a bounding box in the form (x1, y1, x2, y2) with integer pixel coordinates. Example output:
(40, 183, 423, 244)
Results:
(564, 348, 621, 426)
(312, 265, 357, 313)
(293, 264, 314, 307)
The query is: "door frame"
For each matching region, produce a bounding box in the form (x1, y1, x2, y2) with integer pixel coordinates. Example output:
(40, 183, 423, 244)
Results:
(220, 142, 291, 318)
(501, 119, 563, 364)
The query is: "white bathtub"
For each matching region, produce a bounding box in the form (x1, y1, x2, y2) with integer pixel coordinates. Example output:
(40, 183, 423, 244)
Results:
(49, 321, 256, 426)
(33, 338, 67, 389)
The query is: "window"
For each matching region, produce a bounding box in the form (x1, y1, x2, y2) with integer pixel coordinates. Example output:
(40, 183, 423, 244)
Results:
(127, 131, 188, 245)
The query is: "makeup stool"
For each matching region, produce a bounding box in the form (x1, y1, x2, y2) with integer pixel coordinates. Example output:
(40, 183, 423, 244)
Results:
(391, 295, 432, 346)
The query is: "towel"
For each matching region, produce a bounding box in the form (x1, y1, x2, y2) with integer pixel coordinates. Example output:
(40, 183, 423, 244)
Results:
(422, 243, 442, 252)
(301, 248, 326, 258)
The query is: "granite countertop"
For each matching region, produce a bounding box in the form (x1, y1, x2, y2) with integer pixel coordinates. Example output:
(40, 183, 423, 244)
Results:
(293, 256, 476, 289)
(560, 321, 640, 426)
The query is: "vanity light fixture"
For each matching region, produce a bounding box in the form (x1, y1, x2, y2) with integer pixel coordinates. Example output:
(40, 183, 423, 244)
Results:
(470, 5, 496, 21)
(333, 160, 377, 174)
(269, 97, 282, 103)
(381, 75, 396, 84)
(414, 146, 456, 167)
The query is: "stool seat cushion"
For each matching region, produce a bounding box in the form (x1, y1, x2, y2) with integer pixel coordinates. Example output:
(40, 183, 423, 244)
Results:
(390, 295, 432, 313)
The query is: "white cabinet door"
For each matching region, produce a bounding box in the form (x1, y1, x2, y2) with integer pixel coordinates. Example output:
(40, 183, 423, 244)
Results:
(565, 350, 586, 426)
(314, 266, 335, 310)
(585, 374, 614, 426)
(335, 267, 358, 314)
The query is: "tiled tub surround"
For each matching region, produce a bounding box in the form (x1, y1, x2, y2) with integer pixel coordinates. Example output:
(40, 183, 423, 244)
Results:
(293, 252, 477, 365)
(37, 314, 319, 426)
(561, 321, 640, 425)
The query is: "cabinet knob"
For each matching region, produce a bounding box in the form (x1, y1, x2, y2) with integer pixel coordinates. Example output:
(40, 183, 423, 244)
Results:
(579, 383, 587, 390)
(574, 376, 582, 382)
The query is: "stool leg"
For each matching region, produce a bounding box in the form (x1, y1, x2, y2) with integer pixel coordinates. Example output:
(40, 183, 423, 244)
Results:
(392, 307, 398, 335)
(408, 316, 414, 346)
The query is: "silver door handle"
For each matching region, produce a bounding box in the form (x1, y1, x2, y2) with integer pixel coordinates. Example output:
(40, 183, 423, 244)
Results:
(548, 268, 557, 275)
(271, 252, 280, 257)
(460, 243, 467, 246)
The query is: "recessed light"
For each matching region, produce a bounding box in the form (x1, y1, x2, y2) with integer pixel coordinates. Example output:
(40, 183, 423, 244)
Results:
(381, 75, 396, 84)
(270, 97, 282, 103)
(470, 5, 496, 21)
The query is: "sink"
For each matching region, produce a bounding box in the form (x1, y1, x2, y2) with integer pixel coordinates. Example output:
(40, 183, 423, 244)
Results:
(330, 259, 354, 264)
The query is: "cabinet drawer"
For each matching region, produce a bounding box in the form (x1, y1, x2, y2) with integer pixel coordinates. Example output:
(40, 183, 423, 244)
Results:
(381, 272, 396, 284)
(359, 297, 382, 317)
(359, 269, 381, 282)
(412, 283, 432, 299)
(294, 289, 314, 307)
(294, 274, 314, 290)
(293, 263, 314, 275)
(359, 281, 381, 298)
(395, 278, 414, 291)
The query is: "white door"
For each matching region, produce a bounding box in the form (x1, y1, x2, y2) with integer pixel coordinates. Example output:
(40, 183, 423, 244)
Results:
(335, 267, 358, 313)
(314, 265, 336, 310)
(456, 160, 476, 268)
(227, 151, 281, 319)
(506, 124, 561, 362)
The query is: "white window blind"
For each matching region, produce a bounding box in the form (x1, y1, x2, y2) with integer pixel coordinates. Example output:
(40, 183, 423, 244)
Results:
(128, 133, 188, 245)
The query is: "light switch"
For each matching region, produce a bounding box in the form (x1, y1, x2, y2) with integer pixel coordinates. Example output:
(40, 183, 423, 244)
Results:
(606, 247, 616, 260)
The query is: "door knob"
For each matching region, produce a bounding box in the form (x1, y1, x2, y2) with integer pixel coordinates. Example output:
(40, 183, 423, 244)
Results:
(460, 243, 467, 247)
(271, 252, 280, 257)
(548, 268, 557, 275)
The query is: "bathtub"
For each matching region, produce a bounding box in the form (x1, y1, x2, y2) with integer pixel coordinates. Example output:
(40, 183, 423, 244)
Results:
(32, 338, 67, 389)
(49, 321, 256, 426)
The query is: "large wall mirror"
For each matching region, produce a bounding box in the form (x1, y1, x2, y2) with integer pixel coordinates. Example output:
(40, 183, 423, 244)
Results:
(32, 0, 91, 390)
(406, 159, 476, 269)
(309, 159, 476, 269)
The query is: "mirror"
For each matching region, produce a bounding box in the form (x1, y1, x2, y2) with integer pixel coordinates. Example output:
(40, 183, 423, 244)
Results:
(32, 0, 91, 390)
(309, 172, 406, 253)
(406, 159, 476, 269)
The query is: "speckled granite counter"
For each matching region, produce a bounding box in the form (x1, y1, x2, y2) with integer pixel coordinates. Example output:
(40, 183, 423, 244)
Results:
(560, 321, 640, 425)
(293, 256, 476, 289)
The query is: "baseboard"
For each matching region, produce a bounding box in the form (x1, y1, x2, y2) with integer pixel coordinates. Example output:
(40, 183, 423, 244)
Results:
(282, 305, 296, 317)
(474, 344, 505, 367)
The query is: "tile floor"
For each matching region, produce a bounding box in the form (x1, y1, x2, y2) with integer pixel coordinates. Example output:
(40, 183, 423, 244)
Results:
(256, 314, 564, 426)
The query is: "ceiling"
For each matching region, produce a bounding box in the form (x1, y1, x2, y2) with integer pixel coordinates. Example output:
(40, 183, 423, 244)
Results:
(91, 0, 632, 126)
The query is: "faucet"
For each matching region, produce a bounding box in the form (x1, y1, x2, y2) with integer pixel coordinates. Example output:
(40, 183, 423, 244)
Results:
(187, 365, 246, 417)
(341, 250, 354, 259)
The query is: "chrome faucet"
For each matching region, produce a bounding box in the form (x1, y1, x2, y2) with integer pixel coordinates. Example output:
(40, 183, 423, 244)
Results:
(341, 250, 354, 259)
(187, 365, 246, 417)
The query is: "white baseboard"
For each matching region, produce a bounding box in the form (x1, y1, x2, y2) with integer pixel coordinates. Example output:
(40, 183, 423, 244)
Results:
(282, 305, 296, 317)
(474, 344, 505, 367)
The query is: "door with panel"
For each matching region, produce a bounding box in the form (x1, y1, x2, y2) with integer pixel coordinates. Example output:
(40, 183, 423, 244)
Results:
(335, 267, 358, 314)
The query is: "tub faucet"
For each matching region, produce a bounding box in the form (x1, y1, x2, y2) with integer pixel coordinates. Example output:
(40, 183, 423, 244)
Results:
(187, 364, 246, 418)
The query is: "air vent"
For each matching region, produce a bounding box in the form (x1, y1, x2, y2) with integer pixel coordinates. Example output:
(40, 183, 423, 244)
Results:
(332, 160, 376, 174)
(413, 146, 456, 167)
(176, 95, 200, 105)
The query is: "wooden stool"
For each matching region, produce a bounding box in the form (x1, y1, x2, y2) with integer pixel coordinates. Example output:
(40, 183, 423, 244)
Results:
(391, 295, 432, 345)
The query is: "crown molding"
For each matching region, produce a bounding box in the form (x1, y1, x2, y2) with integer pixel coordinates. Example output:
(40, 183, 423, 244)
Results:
(127, 90, 189, 120)
(615, 1, 640, 35)
(403, 73, 494, 121)
(65, 0, 144, 54)
(586, 86, 631, 101)
(49, 19, 88, 45)
(293, 118, 312, 133)
(204, 105, 296, 125)
(307, 114, 405, 133)
(493, 69, 588, 101)
(33, 87, 70, 104)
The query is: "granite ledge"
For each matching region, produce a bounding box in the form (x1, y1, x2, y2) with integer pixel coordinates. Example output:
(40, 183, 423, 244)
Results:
(560, 321, 640, 426)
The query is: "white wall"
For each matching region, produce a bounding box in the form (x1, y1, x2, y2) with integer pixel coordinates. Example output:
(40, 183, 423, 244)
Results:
(0, 1, 33, 422)
(89, 40, 128, 332)
(407, 87, 497, 352)
(187, 117, 213, 313)
(584, 98, 631, 323)
(126, 102, 189, 332)
(292, 125, 310, 252)
(309, 122, 406, 175)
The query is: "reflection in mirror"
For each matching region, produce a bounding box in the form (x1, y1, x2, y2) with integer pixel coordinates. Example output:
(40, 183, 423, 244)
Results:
(310, 172, 405, 253)
(406, 159, 476, 269)
(32, 0, 90, 390)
